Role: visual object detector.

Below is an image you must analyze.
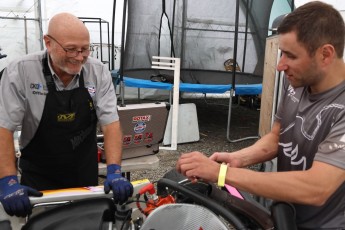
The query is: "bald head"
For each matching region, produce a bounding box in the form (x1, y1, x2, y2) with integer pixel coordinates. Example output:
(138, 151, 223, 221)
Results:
(45, 13, 90, 76)
(47, 13, 89, 42)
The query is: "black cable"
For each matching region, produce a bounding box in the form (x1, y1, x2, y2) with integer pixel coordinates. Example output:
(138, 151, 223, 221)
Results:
(158, 0, 175, 57)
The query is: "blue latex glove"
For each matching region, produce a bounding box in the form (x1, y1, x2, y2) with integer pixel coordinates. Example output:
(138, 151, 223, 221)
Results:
(104, 164, 133, 204)
(0, 175, 43, 217)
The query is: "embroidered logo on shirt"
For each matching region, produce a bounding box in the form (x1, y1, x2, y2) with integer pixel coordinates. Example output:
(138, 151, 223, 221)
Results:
(57, 113, 76, 122)
(287, 85, 299, 103)
(88, 100, 95, 111)
(30, 82, 47, 96)
(87, 86, 96, 97)
(30, 83, 43, 90)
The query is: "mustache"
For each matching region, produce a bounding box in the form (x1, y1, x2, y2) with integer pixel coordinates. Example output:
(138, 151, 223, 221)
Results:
(69, 59, 86, 65)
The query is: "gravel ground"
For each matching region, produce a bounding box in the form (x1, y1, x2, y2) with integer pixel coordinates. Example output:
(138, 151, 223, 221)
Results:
(129, 97, 261, 182)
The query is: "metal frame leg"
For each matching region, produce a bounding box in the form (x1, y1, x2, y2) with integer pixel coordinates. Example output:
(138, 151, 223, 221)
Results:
(226, 89, 260, 143)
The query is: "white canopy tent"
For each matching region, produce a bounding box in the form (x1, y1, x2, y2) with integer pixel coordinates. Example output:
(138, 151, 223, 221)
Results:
(1, 0, 344, 83)
(0, 0, 119, 71)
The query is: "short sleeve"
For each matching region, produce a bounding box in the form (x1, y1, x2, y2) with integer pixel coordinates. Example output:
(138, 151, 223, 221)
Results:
(86, 60, 119, 126)
(315, 112, 345, 170)
(0, 64, 26, 131)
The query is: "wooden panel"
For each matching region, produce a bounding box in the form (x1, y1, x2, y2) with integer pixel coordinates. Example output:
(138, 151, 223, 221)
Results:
(259, 35, 279, 137)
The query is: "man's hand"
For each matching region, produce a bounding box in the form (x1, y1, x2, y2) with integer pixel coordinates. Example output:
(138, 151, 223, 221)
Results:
(0, 175, 43, 217)
(210, 151, 242, 168)
(176, 151, 221, 183)
(104, 164, 133, 204)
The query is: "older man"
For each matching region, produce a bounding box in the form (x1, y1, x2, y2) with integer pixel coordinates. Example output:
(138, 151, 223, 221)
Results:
(0, 13, 132, 217)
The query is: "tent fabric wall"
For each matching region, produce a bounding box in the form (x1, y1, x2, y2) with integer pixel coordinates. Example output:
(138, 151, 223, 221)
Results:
(0, 0, 43, 71)
(0, 0, 116, 71)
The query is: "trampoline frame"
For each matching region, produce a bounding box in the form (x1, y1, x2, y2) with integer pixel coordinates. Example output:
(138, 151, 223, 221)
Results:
(115, 68, 262, 145)
(112, 0, 269, 144)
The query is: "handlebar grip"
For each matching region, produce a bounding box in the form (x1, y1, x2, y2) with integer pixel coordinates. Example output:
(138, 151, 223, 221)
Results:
(29, 186, 113, 205)
(271, 201, 297, 230)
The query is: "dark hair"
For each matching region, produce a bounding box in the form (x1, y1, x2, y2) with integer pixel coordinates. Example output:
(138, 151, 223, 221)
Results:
(277, 1, 345, 58)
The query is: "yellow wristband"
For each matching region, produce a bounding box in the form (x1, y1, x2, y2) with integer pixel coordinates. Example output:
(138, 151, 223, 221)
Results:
(217, 163, 228, 187)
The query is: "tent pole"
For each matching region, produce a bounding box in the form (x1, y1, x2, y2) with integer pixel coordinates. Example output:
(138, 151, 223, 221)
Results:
(171, 0, 177, 57)
(36, 0, 44, 50)
(231, 0, 239, 89)
(242, 0, 250, 72)
(111, 0, 116, 70)
(180, 0, 187, 71)
(120, 0, 128, 107)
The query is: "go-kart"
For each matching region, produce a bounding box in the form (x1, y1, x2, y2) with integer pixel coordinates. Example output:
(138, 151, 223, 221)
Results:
(0, 169, 297, 230)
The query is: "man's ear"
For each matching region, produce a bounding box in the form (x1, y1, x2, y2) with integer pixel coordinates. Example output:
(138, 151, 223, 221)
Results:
(43, 35, 51, 50)
(320, 44, 336, 65)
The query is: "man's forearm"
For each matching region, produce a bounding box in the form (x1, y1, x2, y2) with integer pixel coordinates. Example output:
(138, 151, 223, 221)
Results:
(231, 122, 280, 167)
(0, 127, 17, 177)
(239, 134, 278, 166)
(102, 121, 123, 165)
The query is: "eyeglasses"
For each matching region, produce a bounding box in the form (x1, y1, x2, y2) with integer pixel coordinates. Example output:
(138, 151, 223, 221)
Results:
(46, 35, 91, 57)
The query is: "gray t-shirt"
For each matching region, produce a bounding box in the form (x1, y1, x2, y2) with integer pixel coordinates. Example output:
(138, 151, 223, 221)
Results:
(275, 79, 345, 229)
(0, 51, 119, 148)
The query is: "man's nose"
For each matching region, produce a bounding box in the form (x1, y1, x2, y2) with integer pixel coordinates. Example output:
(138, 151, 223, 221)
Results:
(74, 51, 85, 61)
(276, 57, 287, 72)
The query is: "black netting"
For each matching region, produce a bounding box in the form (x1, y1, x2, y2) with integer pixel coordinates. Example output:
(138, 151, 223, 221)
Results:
(122, 0, 274, 84)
